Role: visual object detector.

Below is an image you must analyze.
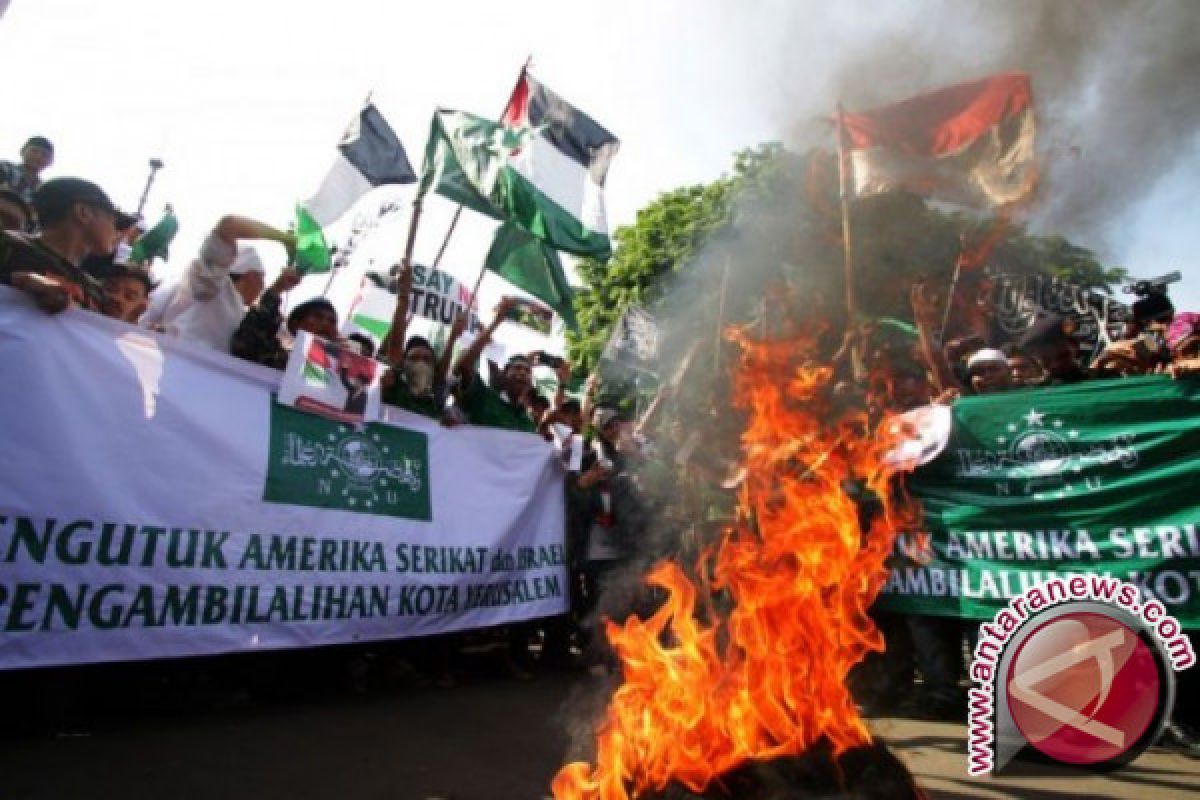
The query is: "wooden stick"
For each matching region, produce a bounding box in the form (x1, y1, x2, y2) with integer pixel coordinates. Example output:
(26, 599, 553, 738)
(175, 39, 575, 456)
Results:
(714, 252, 731, 372)
(834, 102, 865, 381)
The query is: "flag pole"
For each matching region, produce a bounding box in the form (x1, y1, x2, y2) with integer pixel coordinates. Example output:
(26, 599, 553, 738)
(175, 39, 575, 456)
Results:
(834, 102, 865, 381)
(430, 55, 533, 272)
(320, 89, 377, 300)
(938, 235, 968, 346)
(714, 252, 731, 372)
(135, 158, 164, 221)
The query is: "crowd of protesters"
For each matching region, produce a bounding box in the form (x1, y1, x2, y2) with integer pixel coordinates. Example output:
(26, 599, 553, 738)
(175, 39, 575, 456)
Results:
(849, 270, 1200, 753)
(0, 136, 662, 711)
(3, 137, 1198, 755)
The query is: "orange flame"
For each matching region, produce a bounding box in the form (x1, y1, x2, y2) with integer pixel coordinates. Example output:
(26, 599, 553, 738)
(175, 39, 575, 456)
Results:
(552, 331, 913, 800)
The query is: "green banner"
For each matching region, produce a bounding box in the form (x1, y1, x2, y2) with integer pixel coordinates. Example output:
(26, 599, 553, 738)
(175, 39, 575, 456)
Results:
(264, 402, 431, 520)
(879, 375, 1200, 628)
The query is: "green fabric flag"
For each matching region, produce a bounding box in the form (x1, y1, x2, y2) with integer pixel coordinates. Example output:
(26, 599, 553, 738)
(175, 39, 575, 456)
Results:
(484, 220, 577, 330)
(877, 375, 1200, 627)
(418, 109, 611, 259)
(129, 209, 179, 265)
(294, 205, 332, 274)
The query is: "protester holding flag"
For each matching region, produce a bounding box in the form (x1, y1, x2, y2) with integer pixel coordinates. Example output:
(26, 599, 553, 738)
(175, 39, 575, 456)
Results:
(151, 215, 296, 352)
(452, 296, 536, 433)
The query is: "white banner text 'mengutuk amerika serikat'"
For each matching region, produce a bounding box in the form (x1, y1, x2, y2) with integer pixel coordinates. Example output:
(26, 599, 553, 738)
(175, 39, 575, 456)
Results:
(0, 289, 567, 670)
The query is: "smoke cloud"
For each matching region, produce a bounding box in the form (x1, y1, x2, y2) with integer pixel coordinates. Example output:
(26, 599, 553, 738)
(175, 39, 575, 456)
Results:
(727, 0, 1200, 253)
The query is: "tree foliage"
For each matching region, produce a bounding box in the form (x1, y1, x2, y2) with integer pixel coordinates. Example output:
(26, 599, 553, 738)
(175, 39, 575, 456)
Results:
(568, 143, 1121, 375)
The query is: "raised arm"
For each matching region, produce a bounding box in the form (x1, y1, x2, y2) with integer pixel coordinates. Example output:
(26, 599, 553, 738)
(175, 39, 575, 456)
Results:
(214, 215, 297, 259)
(453, 296, 516, 388)
(436, 309, 469, 388)
(911, 282, 959, 393)
(382, 264, 414, 366)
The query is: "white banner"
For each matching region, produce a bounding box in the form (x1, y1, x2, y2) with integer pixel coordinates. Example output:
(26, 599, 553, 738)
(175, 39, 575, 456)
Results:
(0, 289, 567, 670)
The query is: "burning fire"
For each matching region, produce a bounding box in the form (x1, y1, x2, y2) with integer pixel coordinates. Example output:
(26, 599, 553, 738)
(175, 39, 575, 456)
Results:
(553, 331, 914, 800)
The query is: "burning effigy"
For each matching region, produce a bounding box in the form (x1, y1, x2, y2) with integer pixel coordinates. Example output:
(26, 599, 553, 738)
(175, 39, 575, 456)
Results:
(552, 328, 923, 800)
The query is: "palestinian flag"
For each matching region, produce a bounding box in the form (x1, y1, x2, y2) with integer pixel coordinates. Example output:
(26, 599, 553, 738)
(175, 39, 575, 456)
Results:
(344, 280, 398, 345)
(839, 73, 1036, 208)
(419, 73, 619, 258)
(303, 338, 334, 387)
(304, 102, 416, 227)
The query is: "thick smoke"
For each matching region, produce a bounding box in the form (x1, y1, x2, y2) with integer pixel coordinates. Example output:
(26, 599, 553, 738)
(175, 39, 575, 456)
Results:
(748, 0, 1200, 253)
(556, 1, 1199, 788)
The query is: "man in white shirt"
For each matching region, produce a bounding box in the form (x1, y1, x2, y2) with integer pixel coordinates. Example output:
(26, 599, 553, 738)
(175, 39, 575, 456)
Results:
(148, 215, 294, 352)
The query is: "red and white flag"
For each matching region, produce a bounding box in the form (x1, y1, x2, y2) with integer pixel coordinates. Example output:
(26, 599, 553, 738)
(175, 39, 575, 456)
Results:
(840, 73, 1036, 208)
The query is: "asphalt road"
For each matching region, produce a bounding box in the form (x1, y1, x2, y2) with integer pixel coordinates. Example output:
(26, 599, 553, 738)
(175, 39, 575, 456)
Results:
(2, 665, 1198, 800)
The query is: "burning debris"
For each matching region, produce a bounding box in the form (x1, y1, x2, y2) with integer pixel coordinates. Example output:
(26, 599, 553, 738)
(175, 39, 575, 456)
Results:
(553, 330, 920, 800)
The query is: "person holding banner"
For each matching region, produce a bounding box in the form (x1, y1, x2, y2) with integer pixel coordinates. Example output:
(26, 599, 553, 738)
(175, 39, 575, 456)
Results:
(231, 270, 341, 369)
(1, 178, 135, 314)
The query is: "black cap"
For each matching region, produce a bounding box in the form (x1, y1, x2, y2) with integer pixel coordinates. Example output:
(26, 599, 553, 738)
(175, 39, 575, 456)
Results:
(286, 297, 337, 334)
(505, 354, 532, 370)
(1132, 293, 1174, 325)
(33, 177, 136, 230)
(24, 136, 54, 153)
(105, 263, 158, 294)
(404, 335, 434, 355)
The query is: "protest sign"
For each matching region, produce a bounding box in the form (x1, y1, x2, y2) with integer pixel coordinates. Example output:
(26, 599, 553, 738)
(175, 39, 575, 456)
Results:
(879, 376, 1200, 628)
(0, 289, 567, 670)
(344, 266, 486, 348)
(278, 332, 384, 425)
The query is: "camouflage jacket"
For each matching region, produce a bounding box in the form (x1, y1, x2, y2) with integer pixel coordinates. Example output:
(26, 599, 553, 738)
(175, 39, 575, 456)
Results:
(230, 289, 289, 369)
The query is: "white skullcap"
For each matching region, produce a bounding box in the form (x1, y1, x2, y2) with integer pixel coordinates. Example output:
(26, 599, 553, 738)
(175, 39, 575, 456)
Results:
(966, 348, 1008, 372)
(229, 246, 264, 276)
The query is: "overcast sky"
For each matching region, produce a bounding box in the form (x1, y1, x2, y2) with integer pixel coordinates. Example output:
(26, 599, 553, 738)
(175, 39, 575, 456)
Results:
(2, 0, 1197, 319)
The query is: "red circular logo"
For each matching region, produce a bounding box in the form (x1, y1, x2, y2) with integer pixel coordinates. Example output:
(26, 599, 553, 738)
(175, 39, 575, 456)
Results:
(1006, 612, 1161, 765)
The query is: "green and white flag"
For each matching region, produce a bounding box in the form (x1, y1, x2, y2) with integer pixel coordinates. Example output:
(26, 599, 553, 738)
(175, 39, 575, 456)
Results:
(293, 205, 332, 274)
(418, 96, 617, 259)
(298, 103, 416, 273)
(129, 207, 179, 265)
(305, 102, 416, 226)
(879, 376, 1200, 627)
(484, 220, 577, 329)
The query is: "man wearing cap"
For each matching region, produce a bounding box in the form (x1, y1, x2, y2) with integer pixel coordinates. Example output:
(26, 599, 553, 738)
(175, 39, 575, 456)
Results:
(0, 177, 135, 314)
(152, 215, 295, 352)
(0, 136, 54, 204)
(379, 266, 467, 420)
(383, 335, 446, 419)
(452, 296, 536, 433)
(231, 271, 339, 369)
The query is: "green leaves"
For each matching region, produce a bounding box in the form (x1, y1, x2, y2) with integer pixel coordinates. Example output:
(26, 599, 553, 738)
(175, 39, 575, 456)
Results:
(567, 142, 1116, 375)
